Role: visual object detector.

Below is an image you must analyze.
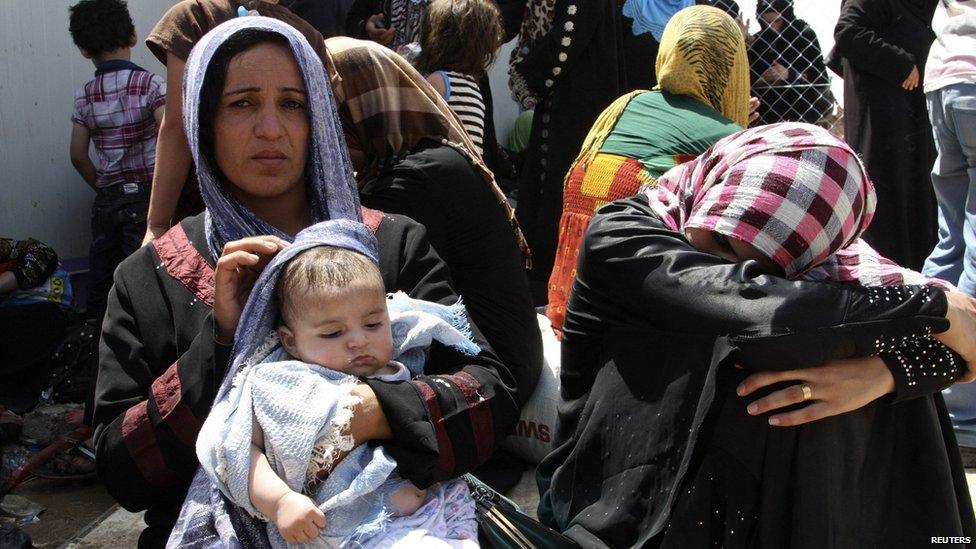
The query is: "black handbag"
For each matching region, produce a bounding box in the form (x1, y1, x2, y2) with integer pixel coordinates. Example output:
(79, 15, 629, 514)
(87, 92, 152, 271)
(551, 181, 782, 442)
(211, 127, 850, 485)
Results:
(463, 474, 578, 549)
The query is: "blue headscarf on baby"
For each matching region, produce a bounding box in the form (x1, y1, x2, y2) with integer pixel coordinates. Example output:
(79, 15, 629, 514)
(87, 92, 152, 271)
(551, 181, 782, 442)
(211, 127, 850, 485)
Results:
(181, 16, 361, 261)
(224, 219, 379, 400)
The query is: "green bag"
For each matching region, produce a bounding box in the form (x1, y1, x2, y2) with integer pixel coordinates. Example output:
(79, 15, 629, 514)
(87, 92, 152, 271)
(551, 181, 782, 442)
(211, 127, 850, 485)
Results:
(464, 474, 578, 549)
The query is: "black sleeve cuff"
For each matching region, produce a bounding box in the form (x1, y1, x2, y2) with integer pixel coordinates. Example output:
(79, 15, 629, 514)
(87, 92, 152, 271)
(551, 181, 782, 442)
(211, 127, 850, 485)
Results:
(880, 337, 962, 403)
(363, 377, 438, 487)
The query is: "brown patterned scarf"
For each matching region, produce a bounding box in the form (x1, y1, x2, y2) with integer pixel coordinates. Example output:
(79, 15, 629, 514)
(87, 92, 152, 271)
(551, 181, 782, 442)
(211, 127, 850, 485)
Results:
(508, 0, 557, 109)
(327, 37, 531, 263)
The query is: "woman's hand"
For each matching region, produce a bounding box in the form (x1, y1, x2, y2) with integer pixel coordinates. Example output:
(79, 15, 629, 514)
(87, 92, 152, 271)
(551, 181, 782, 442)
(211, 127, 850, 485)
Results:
(314, 383, 393, 480)
(737, 356, 895, 427)
(748, 96, 761, 124)
(273, 491, 325, 544)
(213, 236, 289, 343)
(936, 291, 976, 381)
(347, 383, 393, 443)
(366, 13, 395, 45)
(901, 65, 920, 90)
(761, 62, 790, 83)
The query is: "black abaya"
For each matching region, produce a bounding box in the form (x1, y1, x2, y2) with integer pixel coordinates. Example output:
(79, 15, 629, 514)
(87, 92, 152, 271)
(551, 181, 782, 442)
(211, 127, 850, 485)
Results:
(834, 0, 939, 270)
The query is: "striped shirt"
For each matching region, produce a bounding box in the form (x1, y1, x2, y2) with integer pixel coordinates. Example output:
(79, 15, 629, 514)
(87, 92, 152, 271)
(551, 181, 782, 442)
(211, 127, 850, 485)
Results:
(438, 71, 486, 155)
(72, 60, 166, 189)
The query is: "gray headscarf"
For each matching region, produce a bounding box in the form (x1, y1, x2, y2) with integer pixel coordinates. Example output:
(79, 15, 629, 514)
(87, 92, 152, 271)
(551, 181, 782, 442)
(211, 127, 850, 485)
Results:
(182, 16, 361, 260)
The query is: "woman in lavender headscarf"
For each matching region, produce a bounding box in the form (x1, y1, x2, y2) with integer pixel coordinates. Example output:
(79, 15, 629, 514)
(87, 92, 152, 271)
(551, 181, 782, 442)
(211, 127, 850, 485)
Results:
(92, 17, 522, 547)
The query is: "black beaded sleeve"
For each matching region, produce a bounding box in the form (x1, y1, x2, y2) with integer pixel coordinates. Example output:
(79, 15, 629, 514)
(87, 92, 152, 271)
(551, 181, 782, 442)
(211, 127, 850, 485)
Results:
(878, 337, 963, 403)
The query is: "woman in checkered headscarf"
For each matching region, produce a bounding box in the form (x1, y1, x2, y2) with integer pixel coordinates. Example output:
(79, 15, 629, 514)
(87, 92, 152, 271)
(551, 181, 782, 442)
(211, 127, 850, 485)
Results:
(646, 121, 912, 284)
(537, 122, 976, 547)
(546, 5, 751, 336)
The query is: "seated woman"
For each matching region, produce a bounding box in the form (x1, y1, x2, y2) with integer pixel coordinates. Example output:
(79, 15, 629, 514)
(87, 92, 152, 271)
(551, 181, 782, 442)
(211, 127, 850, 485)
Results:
(537, 122, 976, 547)
(143, 0, 542, 403)
(548, 5, 752, 334)
(328, 36, 542, 398)
(92, 17, 527, 547)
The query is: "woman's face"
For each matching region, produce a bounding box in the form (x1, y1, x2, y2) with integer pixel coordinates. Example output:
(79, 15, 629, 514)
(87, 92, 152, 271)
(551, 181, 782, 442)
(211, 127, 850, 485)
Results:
(213, 42, 310, 208)
(759, 11, 784, 32)
(686, 227, 784, 275)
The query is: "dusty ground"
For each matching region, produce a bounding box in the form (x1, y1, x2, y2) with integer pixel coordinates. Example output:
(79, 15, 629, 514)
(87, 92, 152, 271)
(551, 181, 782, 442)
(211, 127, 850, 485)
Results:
(7, 477, 116, 548)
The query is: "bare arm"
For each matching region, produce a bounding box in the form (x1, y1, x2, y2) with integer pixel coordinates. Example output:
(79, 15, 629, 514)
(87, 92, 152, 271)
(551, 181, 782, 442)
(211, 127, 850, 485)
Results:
(248, 421, 291, 519)
(425, 72, 447, 99)
(69, 123, 98, 190)
(248, 420, 325, 543)
(144, 54, 191, 244)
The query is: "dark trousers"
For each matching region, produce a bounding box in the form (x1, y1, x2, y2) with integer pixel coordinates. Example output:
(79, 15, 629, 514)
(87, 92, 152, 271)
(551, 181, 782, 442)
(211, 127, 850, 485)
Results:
(87, 186, 148, 324)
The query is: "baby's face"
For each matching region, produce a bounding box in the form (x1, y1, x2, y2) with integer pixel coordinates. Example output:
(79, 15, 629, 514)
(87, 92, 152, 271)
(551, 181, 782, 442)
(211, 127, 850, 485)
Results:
(280, 285, 394, 376)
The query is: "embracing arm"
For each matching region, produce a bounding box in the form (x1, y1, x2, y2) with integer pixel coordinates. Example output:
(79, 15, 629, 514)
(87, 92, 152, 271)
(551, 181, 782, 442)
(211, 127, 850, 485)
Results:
(361, 218, 519, 488)
(92, 264, 230, 511)
(572, 196, 952, 371)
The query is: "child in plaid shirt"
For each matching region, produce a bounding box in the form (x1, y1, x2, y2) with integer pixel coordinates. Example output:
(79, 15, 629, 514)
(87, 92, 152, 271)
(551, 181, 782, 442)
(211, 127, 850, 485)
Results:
(68, 0, 165, 325)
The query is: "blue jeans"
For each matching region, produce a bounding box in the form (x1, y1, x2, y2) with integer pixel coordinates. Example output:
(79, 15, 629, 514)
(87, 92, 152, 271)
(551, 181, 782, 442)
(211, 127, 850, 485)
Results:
(921, 83, 976, 446)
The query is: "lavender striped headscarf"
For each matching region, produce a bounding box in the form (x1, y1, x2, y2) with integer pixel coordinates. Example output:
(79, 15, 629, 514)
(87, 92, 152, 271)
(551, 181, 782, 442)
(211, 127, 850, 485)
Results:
(182, 16, 361, 260)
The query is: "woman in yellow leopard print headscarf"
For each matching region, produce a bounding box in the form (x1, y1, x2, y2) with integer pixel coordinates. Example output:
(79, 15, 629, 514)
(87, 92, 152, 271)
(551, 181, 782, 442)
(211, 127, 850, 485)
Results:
(546, 5, 751, 335)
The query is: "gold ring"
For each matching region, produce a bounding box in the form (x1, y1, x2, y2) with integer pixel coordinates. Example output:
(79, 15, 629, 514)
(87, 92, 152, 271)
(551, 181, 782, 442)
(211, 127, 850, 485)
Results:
(800, 384, 813, 401)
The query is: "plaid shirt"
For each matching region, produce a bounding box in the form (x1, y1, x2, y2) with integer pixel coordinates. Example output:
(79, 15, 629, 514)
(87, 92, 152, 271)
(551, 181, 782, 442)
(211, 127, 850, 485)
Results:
(72, 60, 165, 189)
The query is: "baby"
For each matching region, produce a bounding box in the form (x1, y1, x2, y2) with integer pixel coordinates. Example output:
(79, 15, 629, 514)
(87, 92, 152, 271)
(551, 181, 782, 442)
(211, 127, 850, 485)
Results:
(248, 245, 428, 544)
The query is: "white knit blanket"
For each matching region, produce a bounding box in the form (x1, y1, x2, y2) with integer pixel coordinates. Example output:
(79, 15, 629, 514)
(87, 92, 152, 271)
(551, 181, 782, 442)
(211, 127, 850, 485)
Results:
(193, 293, 480, 547)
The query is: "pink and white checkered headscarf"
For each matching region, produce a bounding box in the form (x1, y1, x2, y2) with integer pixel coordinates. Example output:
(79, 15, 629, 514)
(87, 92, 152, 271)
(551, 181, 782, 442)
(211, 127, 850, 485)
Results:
(645, 122, 945, 287)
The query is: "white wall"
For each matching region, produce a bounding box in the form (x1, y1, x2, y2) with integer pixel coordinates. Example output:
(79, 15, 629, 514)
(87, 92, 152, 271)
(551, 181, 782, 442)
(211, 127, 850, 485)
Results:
(0, 1, 176, 260)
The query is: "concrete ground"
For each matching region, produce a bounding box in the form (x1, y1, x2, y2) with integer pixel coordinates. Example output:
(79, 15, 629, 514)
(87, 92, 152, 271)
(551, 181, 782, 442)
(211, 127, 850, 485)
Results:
(5, 476, 117, 548)
(11, 467, 976, 546)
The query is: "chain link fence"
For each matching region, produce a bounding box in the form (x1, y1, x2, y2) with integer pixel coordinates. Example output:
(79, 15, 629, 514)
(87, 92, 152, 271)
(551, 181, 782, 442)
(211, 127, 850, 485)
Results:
(704, 0, 845, 138)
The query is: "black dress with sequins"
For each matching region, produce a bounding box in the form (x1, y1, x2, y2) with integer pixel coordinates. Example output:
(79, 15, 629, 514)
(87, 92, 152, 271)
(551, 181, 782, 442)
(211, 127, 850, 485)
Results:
(536, 195, 976, 548)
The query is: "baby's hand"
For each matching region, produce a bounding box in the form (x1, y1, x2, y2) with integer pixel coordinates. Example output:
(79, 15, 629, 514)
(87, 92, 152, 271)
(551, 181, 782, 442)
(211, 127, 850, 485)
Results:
(273, 491, 326, 544)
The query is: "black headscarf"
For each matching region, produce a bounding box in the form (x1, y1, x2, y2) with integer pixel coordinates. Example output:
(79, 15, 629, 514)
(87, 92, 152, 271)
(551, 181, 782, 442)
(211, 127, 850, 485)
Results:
(756, 0, 795, 20)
